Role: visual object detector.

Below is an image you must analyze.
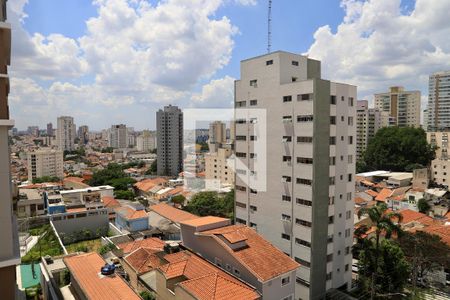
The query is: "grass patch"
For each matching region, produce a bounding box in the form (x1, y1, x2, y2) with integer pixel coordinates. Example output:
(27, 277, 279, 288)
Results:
(65, 238, 103, 254)
(22, 226, 63, 263)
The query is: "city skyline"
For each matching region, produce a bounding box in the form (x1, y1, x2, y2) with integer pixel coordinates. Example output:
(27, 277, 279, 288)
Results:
(8, 0, 450, 130)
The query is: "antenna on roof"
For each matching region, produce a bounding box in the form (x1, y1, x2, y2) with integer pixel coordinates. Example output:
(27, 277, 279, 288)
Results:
(267, 0, 272, 53)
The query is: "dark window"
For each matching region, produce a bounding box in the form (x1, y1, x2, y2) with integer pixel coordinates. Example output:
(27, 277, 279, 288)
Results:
(294, 257, 311, 268)
(250, 99, 258, 106)
(297, 115, 313, 122)
(296, 218, 312, 227)
(331, 96, 336, 104)
(297, 157, 313, 164)
(282, 233, 291, 240)
(296, 178, 312, 185)
(295, 238, 311, 248)
(296, 198, 312, 206)
(283, 96, 292, 102)
(292, 61, 299, 66)
(282, 195, 292, 202)
(266, 60, 273, 65)
(297, 136, 313, 143)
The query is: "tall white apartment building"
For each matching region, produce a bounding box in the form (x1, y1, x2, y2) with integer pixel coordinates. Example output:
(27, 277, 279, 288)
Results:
(427, 71, 450, 131)
(108, 124, 127, 149)
(427, 131, 450, 186)
(234, 51, 356, 300)
(136, 130, 156, 152)
(0, 1, 20, 297)
(374, 86, 421, 127)
(77, 125, 89, 145)
(156, 105, 183, 177)
(27, 149, 64, 181)
(56, 116, 76, 151)
(208, 121, 226, 153)
(356, 100, 384, 161)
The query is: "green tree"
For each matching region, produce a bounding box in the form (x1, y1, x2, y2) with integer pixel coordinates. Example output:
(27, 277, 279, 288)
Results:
(114, 190, 135, 200)
(171, 194, 186, 205)
(399, 231, 450, 286)
(140, 291, 155, 300)
(101, 147, 114, 153)
(32, 176, 61, 184)
(357, 203, 403, 297)
(417, 198, 431, 214)
(145, 160, 157, 175)
(108, 177, 136, 191)
(363, 127, 435, 171)
(184, 190, 234, 218)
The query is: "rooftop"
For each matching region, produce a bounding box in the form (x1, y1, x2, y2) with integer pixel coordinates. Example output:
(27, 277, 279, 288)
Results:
(198, 225, 300, 282)
(118, 237, 165, 254)
(115, 205, 147, 220)
(181, 216, 229, 228)
(63, 252, 140, 300)
(59, 185, 114, 195)
(124, 247, 163, 274)
(150, 203, 199, 224)
(134, 178, 167, 192)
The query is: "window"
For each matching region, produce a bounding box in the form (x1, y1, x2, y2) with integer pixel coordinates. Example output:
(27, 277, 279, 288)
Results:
(282, 233, 291, 240)
(330, 137, 336, 145)
(294, 257, 311, 268)
(236, 185, 246, 192)
(283, 116, 293, 123)
(292, 60, 299, 66)
(250, 189, 257, 194)
(296, 198, 312, 206)
(345, 228, 351, 237)
(236, 152, 246, 158)
(348, 155, 353, 163)
(250, 135, 257, 141)
(345, 246, 350, 255)
(292, 77, 297, 82)
(297, 157, 313, 164)
(346, 210, 351, 219)
(295, 238, 311, 248)
(283, 96, 292, 102)
(236, 100, 246, 107)
(345, 264, 349, 272)
(250, 79, 257, 87)
(297, 136, 313, 143)
(298, 93, 312, 101)
(236, 118, 246, 124)
(236, 202, 246, 208)
(348, 136, 353, 144)
(296, 178, 312, 185)
(330, 157, 336, 165)
(282, 195, 292, 202)
(250, 222, 257, 229)
(282, 176, 292, 183)
(296, 277, 310, 287)
(281, 276, 291, 286)
(236, 135, 246, 141)
(236, 169, 246, 175)
(326, 254, 333, 262)
(330, 116, 336, 124)
(282, 214, 291, 222)
(347, 192, 352, 201)
(329, 177, 335, 185)
(348, 117, 354, 126)
(282, 136, 292, 142)
(250, 153, 257, 159)
(341, 96, 345, 101)
(348, 174, 353, 182)
(283, 156, 292, 162)
(297, 115, 314, 122)
(236, 218, 246, 224)
(266, 60, 273, 65)
(328, 216, 334, 224)
(326, 272, 332, 281)
(330, 95, 336, 104)
(250, 99, 258, 106)
(329, 196, 335, 205)
(349, 97, 354, 106)
(296, 218, 312, 227)
(327, 235, 333, 243)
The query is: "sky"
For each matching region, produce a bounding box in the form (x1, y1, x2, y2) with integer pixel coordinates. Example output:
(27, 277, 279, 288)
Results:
(7, 0, 450, 131)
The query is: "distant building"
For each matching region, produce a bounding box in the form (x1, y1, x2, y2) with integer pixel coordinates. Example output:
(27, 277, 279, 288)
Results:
(56, 116, 76, 151)
(205, 147, 234, 189)
(423, 109, 428, 130)
(374, 86, 421, 127)
(77, 125, 89, 145)
(428, 131, 450, 186)
(356, 100, 385, 161)
(156, 105, 183, 176)
(109, 124, 127, 149)
(127, 127, 136, 147)
(46, 122, 53, 136)
(27, 149, 64, 181)
(208, 120, 226, 152)
(136, 130, 156, 152)
(27, 125, 39, 136)
(427, 71, 450, 131)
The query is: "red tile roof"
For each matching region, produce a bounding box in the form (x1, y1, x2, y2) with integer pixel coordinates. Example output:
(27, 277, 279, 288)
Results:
(420, 225, 450, 246)
(180, 216, 229, 228)
(158, 251, 259, 300)
(375, 188, 392, 202)
(199, 225, 300, 282)
(102, 196, 120, 208)
(365, 189, 378, 198)
(399, 209, 435, 226)
(64, 252, 140, 300)
(354, 197, 367, 205)
(134, 178, 167, 192)
(124, 248, 164, 274)
(118, 237, 165, 255)
(115, 206, 147, 220)
(150, 203, 199, 223)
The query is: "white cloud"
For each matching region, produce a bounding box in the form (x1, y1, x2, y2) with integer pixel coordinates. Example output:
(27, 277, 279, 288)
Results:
(8, 0, 241, 128)
(191, 76, 235, 108)
(307, 0, 450, 106)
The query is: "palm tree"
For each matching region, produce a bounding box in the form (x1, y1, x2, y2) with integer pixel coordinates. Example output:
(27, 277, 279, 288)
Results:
(357, 203, 403, 298)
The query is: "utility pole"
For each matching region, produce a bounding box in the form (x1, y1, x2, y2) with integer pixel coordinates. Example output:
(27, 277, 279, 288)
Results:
(267, 0, 272, 53)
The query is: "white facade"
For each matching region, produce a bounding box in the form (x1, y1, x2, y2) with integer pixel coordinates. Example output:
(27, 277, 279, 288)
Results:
(136, 130, 156, 152)
(205, 147, 234, 190)
(428, 132, 450, 186)
(374, 86, 421, 127)
(27, 149, 64, 181)
(234, 51, 355, 300)
(56, 116, 76, 151)
(427, 71, 450, 131)
(356, 100, 383, 161)
(108, 124, 127, 149)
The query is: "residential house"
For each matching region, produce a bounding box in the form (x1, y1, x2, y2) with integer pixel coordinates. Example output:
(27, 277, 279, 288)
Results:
(180, 216, 300, 299)
(115, 203, 148, 232)
(134, 177, 168, 197)
(101, 196, 121, 221)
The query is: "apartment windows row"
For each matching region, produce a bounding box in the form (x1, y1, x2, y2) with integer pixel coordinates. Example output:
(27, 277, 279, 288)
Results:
(235, 99, 258, 107)
(235, 152, 257, 158)
(295, 257, 311, 268)
(330, 95, 354, 106)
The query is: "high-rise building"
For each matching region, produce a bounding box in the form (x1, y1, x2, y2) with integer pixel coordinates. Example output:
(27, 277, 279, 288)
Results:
(427, 71, 450, 131)
(27, 149, 64, 181)
(234, 51, 355, 300)
(356, 100, 384, 161)
(156, 105, 183, 176)
(205, 147, 234, 189)
(56, 116, 76, 151)
(208, 121, 226, 152)
(423, 109, 428, 131)
(27, 126, 39, 136)
(77, 125, 89, 145)
(0, 1, 20, 297)
(374, 86, 421, 127)
(136, 130, 156, 152)
(46, 122, 53, 136)
(108, 124, 127, 149)
(427, 131, 450, 186)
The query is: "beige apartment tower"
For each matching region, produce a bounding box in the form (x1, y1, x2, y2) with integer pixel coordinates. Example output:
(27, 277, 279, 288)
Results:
(427, 71, 450, 131)
(427, 131, 450, 186)
(0, 0, 20, 298)
(56, 116, 76, 151)
(374, 86, 421, 127)
(27, 149, 64, 181)
(234, 51, 355, 300)
(356, 100, 385, 161)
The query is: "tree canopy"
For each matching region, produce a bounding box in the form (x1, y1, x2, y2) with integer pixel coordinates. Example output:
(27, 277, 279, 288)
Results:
(184, 190, 234, 219)
(359, 127, 435, 172)
(88, 163, 136, 199)
(32, 176, 61, 184)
